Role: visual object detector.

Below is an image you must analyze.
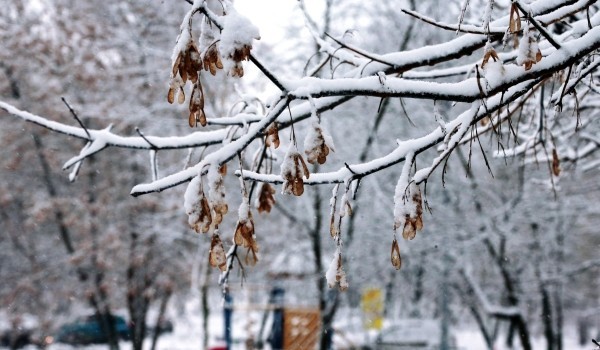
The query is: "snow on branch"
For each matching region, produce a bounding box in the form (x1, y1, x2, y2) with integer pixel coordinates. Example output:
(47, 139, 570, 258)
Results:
(0, 101, 234, 150)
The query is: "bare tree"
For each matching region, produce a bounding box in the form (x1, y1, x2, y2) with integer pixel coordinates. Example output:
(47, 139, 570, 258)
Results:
(1, 4, 599, 348)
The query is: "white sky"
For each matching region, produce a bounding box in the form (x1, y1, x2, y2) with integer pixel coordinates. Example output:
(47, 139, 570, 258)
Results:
(234, 0, 325, 44)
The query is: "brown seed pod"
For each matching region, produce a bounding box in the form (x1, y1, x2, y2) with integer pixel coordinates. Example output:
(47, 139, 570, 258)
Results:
(265, 123, 280, 149)
(402, 215, 417, 240)
(167, 87, 175, 104)
(552, 149, 561, 176)
(281, 150, 311, 196)
(209, 233, 227, 271)
(509, 4, 521, 34)
(305, 123, 335, 165)
(257, 183, 276, 214)
(481, 47, 500, 69)
(391, 238, 402, 270)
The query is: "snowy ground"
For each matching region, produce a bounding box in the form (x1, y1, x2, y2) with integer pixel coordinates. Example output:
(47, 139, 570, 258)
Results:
(2, 302, 595, 350)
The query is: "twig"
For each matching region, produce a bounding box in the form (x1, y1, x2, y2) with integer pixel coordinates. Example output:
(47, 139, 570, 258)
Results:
(514, 0, 562, 49)
(61, 97, 91, 139)
(402, 8, 505, 35)
(324, 33, 396, 68)
(136, 127, 158, 149)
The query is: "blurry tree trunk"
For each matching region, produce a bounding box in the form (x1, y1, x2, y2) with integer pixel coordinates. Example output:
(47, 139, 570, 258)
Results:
(150, 286, 172, 350)
(452, 281, 494, 350)
(33, 134, 120, 350)
(201, 259, 212, 350)
(87, 156, 121, 350)
(540, 283, 554, 350)
(127, 232, 153, 350)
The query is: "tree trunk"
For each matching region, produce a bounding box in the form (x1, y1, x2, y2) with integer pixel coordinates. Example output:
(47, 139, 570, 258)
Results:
(150, 288, 172, 350)
(201, 260, 212, 350)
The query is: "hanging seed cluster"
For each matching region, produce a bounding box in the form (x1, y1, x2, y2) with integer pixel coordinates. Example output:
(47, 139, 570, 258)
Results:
(167, 8, 260, 127)
(392, 169, 425, 270)
(482, 5, 543, 73)
(280, 145, 311, 196)
(304, 122, 336, 165)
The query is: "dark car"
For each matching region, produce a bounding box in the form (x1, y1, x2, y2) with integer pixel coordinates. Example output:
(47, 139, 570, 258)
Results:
(0, 329, 33, 349)
(54, 315, 130, 345)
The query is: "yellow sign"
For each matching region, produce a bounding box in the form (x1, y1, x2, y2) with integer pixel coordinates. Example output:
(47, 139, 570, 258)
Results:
(361, 288, 384, 330)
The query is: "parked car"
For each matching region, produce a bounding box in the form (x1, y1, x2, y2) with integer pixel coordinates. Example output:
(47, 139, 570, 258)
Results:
(374, 318, 456, 350)
(54, 314, 130, 345)
(0, 329, 32, 349)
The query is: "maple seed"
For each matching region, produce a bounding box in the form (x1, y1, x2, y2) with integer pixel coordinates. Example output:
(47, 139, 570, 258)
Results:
(257, 183, 276, 214)
(265, 123, 280, 149)
(305, 123, 335, 165)
(203, 44, 224, 76)
(233, 200, 259, 266)
(209, 233, 227, 271)
(509, 4, 521, 34)
(552, 149, 561, 176)
(281, 148, 310, 196)
(481, 47, 499, 69)
(167, 87, 175, 104)
(189, 81, 206, 127)
(391, 238, 402, 270)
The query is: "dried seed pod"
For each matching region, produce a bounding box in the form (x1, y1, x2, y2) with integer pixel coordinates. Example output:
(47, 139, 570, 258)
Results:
(233, 214, 254, 247)
(206, 165, 229, 228)
(481, 46, 499, 69)
(172, 52, 182, 77)
(245, 246, 259, 266)
(391, 238, 402, 270)
(265, 123, 280, 149)
(177, 87, 185, 104)
(234, 198, 259, 266)
(281, 146, 310, 196)
(517, 27, 542, 71)
(304, 122, 335, 165)
(402, 215, 417, 240)
(552, 149, 561, 176)
(167, 87, 175, 104)
(256, 183, 276, 214)
(186, 188, 212, 234)
(509, 4, 521, 34)
(209, 232, 227, 271)
(395, 182, 424, 240)
(329, 214, 338, 238)
(326, 248, 348, 291)
(203, 44, 224, 76)
(189, 81, 206, 127)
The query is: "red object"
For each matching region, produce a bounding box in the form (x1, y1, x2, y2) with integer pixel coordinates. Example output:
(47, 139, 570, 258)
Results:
(207, 345, 227, 350)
